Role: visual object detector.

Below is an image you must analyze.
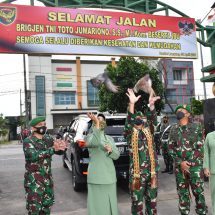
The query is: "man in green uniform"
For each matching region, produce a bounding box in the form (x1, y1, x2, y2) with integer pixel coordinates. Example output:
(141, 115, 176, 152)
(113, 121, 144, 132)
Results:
(23, 116, 67, 215)
(124, 88, 160, 215)
(168, 104, 208, 215)
(160, 116, 173, 174)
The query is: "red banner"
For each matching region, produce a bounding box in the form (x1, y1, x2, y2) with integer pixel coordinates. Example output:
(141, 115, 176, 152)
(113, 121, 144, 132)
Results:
(0, 4, 197, 58)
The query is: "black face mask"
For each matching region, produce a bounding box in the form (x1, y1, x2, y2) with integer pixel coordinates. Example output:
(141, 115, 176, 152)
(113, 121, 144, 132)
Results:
(176, 111, 185, 120)
(163, 120, 168, 123)
(34, 126, 47, 135)
(134, 118, 144, 126)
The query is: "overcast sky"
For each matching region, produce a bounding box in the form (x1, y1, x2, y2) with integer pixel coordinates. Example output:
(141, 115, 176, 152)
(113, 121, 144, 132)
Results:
(0, 0, 214, 116)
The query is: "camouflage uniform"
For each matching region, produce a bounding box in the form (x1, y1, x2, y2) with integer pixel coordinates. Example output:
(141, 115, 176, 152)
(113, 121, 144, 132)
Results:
(168, 123, 208, 215)
(124, 110, 159, 215)
(23, 134, 56, 215)
(160, 122, 173, 173)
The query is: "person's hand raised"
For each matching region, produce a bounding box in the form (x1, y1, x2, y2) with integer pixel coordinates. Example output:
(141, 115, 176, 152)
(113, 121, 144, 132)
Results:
(126, 88, 141, 104)
(87, 112, 99, 128)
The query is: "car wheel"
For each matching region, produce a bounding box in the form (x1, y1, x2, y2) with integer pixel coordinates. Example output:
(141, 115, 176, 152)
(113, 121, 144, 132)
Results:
(71, 159, 83, 192)
(62, 152, 68, 169)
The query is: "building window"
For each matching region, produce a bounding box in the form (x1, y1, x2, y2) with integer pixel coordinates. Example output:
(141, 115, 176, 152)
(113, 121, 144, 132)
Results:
(54, 91, 76, 105)
(35, 76, 46, 116)
(173, 69, 182, 80)
(173, 68, 187, 85)
(87, 81, 99, 107)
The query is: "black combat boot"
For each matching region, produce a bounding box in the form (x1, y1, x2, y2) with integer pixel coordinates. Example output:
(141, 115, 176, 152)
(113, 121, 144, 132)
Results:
(161, 161, 169, 173)
(168, 164, 173, 174)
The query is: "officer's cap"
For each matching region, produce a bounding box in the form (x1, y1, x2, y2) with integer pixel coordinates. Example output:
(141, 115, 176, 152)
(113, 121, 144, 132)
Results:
(29, 116, 46, 127)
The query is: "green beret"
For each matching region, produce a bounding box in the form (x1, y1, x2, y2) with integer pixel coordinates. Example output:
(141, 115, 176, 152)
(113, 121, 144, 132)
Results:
(175, 104, 191, 113)
(29, 116, 46, 127)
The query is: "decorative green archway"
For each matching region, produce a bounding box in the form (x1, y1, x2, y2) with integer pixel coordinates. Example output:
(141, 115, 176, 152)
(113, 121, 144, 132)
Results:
(1, 0, 215, 81)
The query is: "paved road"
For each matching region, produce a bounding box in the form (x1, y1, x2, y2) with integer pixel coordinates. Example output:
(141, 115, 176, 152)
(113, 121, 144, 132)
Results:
(0, 142, 212, 215)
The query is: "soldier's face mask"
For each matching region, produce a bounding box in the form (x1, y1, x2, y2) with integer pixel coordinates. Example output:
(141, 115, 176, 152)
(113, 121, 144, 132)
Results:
(176, 111, 185, 120)
(134, 118, 144, 126)
(34, 126, 47, 135)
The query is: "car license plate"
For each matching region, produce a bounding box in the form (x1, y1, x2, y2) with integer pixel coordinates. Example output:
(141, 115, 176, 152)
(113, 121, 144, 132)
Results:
(118, 146, 124, 154)
(112, 136, 126, 143)
(118, 146, 128, 154)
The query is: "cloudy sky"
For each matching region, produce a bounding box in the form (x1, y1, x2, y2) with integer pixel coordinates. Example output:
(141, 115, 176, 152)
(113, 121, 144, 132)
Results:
(0, 0, 214, 116)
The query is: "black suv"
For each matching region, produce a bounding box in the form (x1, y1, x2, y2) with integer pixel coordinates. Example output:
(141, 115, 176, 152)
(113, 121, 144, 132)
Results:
(62, 114, 129, 191)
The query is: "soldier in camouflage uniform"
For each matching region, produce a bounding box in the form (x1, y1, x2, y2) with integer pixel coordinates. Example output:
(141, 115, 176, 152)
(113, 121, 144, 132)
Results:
(168, 104, 208, 215)
(124, 88, 160, 215)
(160, 116, 173, 174)
(23, 116, 67, 215)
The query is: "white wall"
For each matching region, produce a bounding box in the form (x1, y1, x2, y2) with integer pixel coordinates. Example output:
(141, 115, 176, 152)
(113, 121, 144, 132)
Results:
(29, 55, 53, 128)
(29, 56, 113, 129)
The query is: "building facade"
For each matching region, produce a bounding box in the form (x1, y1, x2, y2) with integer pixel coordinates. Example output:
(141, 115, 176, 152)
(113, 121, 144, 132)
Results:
(158, 59, 195, 114)
(28, 56, 195, 129)
(28, 55, 116, 130)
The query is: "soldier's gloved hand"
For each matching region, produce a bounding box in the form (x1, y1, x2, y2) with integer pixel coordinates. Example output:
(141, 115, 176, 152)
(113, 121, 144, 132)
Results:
(180, 161, 191, 173)
(204, 168, 211, 177)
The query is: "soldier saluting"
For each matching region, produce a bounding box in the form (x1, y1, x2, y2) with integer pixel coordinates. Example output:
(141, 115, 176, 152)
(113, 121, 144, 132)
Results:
(23, 116, 67, 215)
(168, 104, 208, 215)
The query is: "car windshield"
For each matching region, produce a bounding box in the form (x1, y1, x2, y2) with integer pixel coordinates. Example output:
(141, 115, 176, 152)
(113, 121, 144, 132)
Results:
(105, 126, 125, 135)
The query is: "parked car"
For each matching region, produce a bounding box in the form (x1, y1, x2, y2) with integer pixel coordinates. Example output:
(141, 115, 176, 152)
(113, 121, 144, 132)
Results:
(62, 113, 129, 191)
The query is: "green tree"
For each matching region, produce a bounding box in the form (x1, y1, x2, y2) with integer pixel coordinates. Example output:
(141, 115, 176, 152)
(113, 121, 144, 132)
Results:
(98, 57, 164, 114)
(191, 98, 203, 115)
(0, 114, 8, 137)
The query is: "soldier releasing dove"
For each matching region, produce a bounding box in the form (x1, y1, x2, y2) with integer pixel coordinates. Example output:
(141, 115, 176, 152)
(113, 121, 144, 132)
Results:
(90, 70, 119, 93)
(133, 74, 160, 104)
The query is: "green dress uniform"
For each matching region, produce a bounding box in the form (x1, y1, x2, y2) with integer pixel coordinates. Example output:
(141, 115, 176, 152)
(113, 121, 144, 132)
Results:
(124, 110, 159, 215)
(23, 134, 55, 215)
(168, 123, 208, 215)
(203, 131, 215, 215)
(85, 126, 120, 215)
